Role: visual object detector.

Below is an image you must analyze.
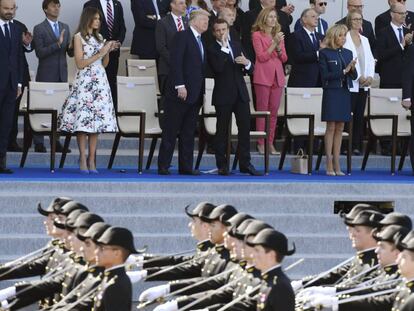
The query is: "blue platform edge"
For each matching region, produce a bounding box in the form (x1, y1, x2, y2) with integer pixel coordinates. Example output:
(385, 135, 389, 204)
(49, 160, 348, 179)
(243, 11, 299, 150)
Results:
(1, 166, 414, 183)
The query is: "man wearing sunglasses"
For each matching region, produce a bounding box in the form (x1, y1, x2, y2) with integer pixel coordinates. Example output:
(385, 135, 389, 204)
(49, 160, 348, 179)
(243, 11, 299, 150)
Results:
(294, 0, 328, 36)
(336, 0, 376, 55)
(375, 0, 414, 35)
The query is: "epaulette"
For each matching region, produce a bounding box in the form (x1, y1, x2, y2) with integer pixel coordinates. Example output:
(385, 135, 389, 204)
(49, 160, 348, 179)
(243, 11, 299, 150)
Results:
(51, 239, 61, 246)
(407, 280, 414, 292)
(215, 245, 225, 253)
(239, 260, 247, 268)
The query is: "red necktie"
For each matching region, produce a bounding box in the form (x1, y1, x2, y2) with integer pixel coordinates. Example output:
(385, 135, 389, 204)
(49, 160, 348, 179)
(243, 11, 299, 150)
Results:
(177, 16, 183, 31)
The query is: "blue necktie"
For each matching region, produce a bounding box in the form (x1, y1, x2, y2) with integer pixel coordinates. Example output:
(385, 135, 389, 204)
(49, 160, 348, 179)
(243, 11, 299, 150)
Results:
(53, 22, 60, 39)
(197, 35, 204, 60)
(398, 28, 404, 44)
(317, 18, 323, 35)
(4, 23, 11, 51)
(310, 33, 318, 50)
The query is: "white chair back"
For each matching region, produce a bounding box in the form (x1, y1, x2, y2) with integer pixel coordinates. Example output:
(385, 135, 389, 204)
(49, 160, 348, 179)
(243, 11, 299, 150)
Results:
(118, 47, 131, 76)
(28, 82, 69, 132)
(117, 76, 160, 134)
(19, 87, 28, 111)
(126, 59, 159, 94)
(286, 88, 325, 136)
(369, 88, 409, 136)
(204, 78, 217, 135)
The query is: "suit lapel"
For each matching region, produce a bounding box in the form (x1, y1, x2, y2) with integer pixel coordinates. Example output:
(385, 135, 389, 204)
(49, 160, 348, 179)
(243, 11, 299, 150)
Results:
(189, 29, 203, 62)
(301, 28, 316, 51)
(43, 19, 57, 42)
(166, 14, 177, 31)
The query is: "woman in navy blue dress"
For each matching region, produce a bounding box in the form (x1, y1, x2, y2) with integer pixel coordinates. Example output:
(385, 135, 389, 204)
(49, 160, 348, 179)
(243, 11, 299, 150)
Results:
(319, 24, 358, 176)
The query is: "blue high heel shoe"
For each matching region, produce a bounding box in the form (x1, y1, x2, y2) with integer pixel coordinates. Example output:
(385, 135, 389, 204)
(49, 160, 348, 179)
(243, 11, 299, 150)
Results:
(80, 169, 89, 174)
(89, 169, 99, 174)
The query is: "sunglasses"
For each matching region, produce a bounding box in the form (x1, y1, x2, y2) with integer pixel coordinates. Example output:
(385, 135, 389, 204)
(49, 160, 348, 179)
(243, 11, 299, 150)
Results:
(318, 2, 328, 6)
(397, 0, 407, 2)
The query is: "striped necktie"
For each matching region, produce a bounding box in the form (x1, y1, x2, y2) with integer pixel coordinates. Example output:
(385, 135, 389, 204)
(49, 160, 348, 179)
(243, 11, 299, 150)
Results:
(177, 16, 183, 31)
(106, 0, 114, 36)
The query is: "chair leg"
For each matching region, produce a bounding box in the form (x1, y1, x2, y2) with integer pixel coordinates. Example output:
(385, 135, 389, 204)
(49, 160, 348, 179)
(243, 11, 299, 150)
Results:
(361, 135, 374, 171)
(146, 137, 157, 170)
(315, 139, 324, 171)
(264, 137, 269, 175)
(107, 133, 121, 169)
(347, 137, 352, 175)
(59, 134, 72, 169)
(278, 136, 290, 170)
(398, 138, 409, 171)
(20, 131, 32, 168)
(50, 131, 57, 173)
(391, 136, 397, 175)
(308, 136, 314, 175)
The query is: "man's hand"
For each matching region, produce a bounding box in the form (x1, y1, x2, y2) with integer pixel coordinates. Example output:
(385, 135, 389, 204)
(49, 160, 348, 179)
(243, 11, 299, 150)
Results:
(221, 30, 229, 48)
(281, 3, 295, 15)
(404, 32, 413, 47)
(177, 86, 187, 101)
(58, 29, 65, 46)
(402, 100, 412, 110)
(235, 53, 249, 66)
(16, 86, 22, 99)
(146, 14, 157, 20)
(22, 31, 33, 46)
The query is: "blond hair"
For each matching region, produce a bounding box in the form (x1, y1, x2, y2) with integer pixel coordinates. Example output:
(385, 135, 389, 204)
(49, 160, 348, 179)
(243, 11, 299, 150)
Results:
(323, 24, 348, 49)
(189, 8, 210, 22)
(251, 7, 281, 37)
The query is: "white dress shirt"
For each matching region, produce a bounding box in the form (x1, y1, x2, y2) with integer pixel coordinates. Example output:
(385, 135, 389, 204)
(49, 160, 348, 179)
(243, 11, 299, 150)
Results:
(390, 22, 405, 50)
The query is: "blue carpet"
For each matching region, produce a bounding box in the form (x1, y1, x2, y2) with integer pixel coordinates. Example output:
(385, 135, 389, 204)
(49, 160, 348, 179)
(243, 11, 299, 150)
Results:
(1, 166, 414, 183)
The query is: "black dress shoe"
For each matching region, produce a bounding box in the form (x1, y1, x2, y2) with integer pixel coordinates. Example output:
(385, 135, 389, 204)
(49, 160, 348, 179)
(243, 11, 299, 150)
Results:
(240, 164, 263, 176)
(158, 168, 171, 175)
(55, 142, 71, 153)
(217, 168, 230, 176)
(179, 169, 201, 176)
(34, 144, 47, 153)
(0, 167, 13, 174)
(7, 141, 22, 152)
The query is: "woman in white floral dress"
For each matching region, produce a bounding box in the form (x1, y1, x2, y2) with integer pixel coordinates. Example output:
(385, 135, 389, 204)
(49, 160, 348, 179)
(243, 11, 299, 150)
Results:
(60, 7, 118, 174)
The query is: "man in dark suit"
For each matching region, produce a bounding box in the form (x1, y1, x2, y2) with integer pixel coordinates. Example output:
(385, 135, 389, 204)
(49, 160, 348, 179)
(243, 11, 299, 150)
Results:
(375, 0, 414, 35)
(32, 0, 70, 153)
(208, 19, 260, 176)
(241, 0, 292, 61)
(288, 8, 323, 87)
(336, 0, 376, 55)
(294, 0, 328, 36)
(155, 0, 188, 99)
(131, 0, 164, 59)
(402, 45, 414, 173)
(157, 9, 210, 175)
(83, 0, 126, 109)
(0, 0, 23, 173)
(8, 18, 33, 152)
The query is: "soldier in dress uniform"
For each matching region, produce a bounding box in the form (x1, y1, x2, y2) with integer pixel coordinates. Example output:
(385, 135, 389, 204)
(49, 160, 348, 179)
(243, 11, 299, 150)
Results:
(377, 213, 413, 231)
(91, 227, 139, 311)
(247, 228, 296, 311)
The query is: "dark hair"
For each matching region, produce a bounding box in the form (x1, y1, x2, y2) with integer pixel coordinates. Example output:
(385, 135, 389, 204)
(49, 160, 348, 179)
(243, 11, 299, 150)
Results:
(76, 7, 103, 43)
(264, 246, 285, 263)
(213, 18, 229, 28)
(185, 0, 208, 11)
(42, 0, 60, 11)
(309, 0, 316, 4)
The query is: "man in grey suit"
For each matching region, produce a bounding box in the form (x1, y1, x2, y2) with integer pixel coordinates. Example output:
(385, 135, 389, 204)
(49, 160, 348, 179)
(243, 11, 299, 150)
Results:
(155, 0, 188, 103)
(32, 0, 71, 152)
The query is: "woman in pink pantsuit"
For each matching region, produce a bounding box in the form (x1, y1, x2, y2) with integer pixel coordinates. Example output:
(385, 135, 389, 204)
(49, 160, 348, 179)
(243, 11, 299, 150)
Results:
(252, 7, 287, 155)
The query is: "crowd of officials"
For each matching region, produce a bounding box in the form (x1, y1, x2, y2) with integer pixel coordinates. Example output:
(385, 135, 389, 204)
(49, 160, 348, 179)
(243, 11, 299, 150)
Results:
(0, 198, 413, 311)
(1, 0, 414, 176)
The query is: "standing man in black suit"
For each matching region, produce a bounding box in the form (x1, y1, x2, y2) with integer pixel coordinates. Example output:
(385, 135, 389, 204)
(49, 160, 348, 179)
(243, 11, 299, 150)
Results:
(288, 8, 323, 87)
(207, 19, 260, 176)
(157, 9, 210, 175)
(375, 0, 414, 35)
(402, 45, 414, 173)
(0, 0, 23, 174)
(83, 0, 126, 109)
(131, 0, 167, 59)
(336, 0, 376, 55)
(155, 0, 188, 100)
(8, 16, 33, 152)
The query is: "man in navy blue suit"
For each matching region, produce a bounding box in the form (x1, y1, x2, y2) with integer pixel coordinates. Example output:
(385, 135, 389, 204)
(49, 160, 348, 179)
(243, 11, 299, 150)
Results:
(157, 9, 210, 175)
(0, 0, 23, 173)
(294, 0, 328, 36)
(288, 8, 324, 87)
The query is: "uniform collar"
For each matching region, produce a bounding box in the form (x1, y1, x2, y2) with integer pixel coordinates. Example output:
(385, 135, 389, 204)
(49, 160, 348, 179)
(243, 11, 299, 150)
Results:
(383, 264, 399, 275)
(261, 264, 282, 279)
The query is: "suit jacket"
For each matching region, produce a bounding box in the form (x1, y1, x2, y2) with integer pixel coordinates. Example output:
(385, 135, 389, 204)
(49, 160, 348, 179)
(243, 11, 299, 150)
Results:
(375, 9, 414, 35)
(256, 266, 295, 311)
(241, 7, 291, 62)
(249, 0, 286, 11)
(83, 0, 126, 57)
(33, 19, 70, 82)
(402, 45, 414, 104)
(287, 27, 324, 87)
(13, 20, 32, 86)
(319, 48, 358, 89)
(166, 28, 206, 104)
(131, 0, 160, 58)
(207, 40, 253, 106)
(156, 14, 188, 76)
(0, 21, 23, 91)
(294, 17, 328, 35)
(376, 24, 409, 88)
(252, 31, 287, 87)
(337, 17, 376, 57)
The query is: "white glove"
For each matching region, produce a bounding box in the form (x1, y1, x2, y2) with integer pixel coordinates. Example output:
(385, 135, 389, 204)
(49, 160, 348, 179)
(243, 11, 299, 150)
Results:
(291, 280, 303, 291)
(0, 287, 16, 301)
(1, 300, 10, 309)
(127, 270, 147, 283)
(191, 309, 208, 311)
(311, 295, 339, 311)
(316, 286, 336, 295)
(139, 284, 170, 302)
(153, 300, 178, 311)
(125, 255, 144, 270)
